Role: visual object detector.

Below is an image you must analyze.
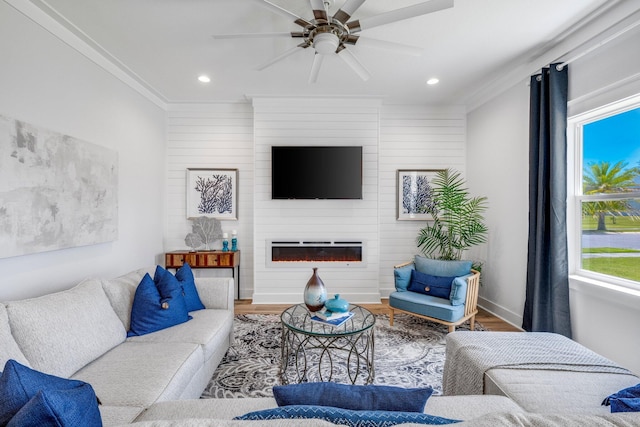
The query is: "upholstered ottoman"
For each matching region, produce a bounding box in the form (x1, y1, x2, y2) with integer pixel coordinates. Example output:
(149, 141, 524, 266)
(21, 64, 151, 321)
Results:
(442, 331, 639, 414)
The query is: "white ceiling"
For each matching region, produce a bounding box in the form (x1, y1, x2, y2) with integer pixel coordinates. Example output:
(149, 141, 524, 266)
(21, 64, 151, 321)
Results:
(34, 0, 611, 105)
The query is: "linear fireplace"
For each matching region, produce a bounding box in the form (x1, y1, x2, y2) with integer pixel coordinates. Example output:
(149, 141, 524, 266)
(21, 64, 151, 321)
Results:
(267, 240, 364, 267)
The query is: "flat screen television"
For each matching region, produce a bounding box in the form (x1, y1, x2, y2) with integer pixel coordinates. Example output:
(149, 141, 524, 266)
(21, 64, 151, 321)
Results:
(271, 146, 363, 199)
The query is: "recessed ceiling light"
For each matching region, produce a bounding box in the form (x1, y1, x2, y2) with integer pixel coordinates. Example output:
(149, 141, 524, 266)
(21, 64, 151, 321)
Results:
(426, 78, 439, 85)
(198, 75, 211, 83)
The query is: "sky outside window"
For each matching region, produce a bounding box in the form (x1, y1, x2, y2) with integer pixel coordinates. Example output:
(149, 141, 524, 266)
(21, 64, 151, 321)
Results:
(583, 107, 640, 171)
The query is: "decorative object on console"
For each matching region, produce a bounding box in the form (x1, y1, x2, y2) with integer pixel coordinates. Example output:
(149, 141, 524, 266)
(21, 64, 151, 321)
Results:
(397, 169, 442, 221)
(303, 267, 327, 312)
(184, 216, 222, 251)
(184, 233, 203, 252)
(186, 168, 238, 220)
(324, 294, 349, 313)
(231, 230, 238, 252)
(222, 233, 229, 252)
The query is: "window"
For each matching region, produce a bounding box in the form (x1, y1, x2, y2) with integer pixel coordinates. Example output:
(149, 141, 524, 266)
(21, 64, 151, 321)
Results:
(570, 98, 640, 287)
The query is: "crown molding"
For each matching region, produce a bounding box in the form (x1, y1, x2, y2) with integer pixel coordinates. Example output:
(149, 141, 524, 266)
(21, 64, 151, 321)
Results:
(6, 0, 168, 109)
(464, 0, 640, 113)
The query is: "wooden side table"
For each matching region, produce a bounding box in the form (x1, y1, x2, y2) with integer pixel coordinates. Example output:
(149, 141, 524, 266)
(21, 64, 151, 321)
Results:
(165, 250, 240, 299)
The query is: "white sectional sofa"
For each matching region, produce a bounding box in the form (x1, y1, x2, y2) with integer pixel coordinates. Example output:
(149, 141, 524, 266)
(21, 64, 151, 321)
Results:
(0, 267, 235, 426)
(2, 268, 639, 426)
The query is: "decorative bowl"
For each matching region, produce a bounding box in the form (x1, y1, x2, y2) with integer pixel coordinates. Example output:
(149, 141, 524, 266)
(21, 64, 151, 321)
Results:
(324, 294, 349, 313)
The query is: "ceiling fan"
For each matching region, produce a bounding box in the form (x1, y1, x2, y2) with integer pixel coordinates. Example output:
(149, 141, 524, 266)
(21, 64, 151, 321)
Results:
(212, 0, 454, 83)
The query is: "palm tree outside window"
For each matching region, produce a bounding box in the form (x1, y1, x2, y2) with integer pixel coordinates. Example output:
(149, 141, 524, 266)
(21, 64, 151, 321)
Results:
(576, 106, 640, 284)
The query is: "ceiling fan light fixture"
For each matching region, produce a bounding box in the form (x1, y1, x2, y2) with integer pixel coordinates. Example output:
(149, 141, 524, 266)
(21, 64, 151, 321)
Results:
(313, 32, 339, 55)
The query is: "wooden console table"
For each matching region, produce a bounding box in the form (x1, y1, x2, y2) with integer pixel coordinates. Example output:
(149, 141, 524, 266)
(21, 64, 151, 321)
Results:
(165, 250, 240, 299)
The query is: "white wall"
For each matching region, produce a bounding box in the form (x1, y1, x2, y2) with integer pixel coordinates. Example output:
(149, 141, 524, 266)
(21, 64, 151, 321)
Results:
(165, 103, 254, 298)
(378, 105, 467, 296)
(163, 100, 468, 302)
(565, 23, 640, 375)
(467, 16, 640, 374)
(252, 97, 382, 304)
(0, 1, 166, 301)
(467, 83, 530, 327)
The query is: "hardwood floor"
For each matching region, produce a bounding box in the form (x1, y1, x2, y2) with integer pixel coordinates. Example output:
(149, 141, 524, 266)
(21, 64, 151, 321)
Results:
(234, 299, 522, 332)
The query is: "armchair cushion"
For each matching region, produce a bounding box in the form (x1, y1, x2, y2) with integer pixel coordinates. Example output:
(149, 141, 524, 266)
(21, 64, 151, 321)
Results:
(407, 270, 455, 299)
(389, 291, 464, 323)
(414, 256, 472, 277)
(449, 275, 470, 306)
(393, 263, 415, 292)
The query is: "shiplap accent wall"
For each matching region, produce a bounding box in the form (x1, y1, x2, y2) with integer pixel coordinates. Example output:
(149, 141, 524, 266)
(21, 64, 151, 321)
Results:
(378, 105, 467, 297)
(252, 97, 382, 304)
(164, 101, 466, 302)
(165, 103, 254, 298)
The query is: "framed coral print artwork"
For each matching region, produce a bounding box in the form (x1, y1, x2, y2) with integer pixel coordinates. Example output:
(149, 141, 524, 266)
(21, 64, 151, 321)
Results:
(186, 168, 238, 220)
(396, 169, 442, 221)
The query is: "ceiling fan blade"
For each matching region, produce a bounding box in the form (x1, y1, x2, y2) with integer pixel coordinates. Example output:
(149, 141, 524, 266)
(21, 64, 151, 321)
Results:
(337, 48, 371, 81)
(256, 44, 307, 71)
(308, 53, 325, 84)
(212, 32, 293, 40)
(348, 0, 453, 33)
(251, 0, 313, 28)
(333, 0, 366, 23)
(354, 37, 423, 56)
(310, 0, 328, 22)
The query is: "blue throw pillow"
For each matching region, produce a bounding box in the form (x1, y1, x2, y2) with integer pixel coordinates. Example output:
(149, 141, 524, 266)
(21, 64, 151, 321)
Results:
(604, 383, 640, 413)
(7, 384, 102, 427)
(449, 276, 469, 306)
(174, 263, 205, 312)
(414, 256, 472, 277)
(273, 383, 433, 412)
(127, 273, 191, 337)
(234, 405, 460, 426)
(408, 270, 455, 299)
(394, 263, 415, 292)
(0, 360, 100, 426)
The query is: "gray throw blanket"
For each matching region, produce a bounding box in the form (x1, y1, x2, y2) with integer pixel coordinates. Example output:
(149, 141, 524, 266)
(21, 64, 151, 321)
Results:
(443, 332, 634, 395)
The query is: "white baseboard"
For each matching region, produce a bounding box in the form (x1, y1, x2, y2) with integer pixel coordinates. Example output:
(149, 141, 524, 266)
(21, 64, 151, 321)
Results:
(478, 296, 524, 331)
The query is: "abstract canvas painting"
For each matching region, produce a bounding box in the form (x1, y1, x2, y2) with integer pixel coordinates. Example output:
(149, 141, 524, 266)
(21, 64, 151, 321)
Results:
(0, 115, 118, 258)
(186, 168, 238, 220)
(397, 169, 442, 220)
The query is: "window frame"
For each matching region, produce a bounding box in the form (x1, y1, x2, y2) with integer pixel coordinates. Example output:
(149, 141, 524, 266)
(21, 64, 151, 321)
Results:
(568, 93, 640, 291)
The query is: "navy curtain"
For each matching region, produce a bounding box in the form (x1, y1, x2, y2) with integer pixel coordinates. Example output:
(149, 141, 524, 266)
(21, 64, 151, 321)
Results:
(523, 64, 572, 338)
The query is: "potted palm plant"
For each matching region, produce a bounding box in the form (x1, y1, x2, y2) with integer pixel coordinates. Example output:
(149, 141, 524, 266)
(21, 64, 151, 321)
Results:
(416, 169, 488, 265)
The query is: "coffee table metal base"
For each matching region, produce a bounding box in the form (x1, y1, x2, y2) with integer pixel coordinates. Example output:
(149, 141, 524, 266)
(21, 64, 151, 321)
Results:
(279, 304, 375, 385)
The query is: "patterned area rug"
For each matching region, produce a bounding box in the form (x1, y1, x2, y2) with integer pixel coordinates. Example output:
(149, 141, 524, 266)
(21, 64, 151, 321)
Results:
(201, 313, 484, 399)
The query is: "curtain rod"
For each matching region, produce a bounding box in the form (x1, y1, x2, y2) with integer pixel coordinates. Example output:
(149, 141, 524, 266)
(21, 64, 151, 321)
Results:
(556, 18, 640, 71)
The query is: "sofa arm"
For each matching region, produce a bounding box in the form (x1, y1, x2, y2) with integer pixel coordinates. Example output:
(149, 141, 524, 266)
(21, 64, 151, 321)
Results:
(194, 277, 234, 311)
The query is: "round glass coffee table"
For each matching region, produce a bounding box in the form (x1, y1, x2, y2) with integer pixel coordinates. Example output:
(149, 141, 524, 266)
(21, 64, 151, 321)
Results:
(280, 303, 376, 385)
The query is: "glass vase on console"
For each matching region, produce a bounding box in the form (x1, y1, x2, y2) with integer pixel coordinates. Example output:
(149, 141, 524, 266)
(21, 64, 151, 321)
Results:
(304, 267, 327, 312)
(231, 230, 238, 252)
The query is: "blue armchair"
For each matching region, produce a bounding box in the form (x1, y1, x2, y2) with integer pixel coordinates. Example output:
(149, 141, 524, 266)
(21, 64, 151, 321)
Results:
(389, 256, 480, 333)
